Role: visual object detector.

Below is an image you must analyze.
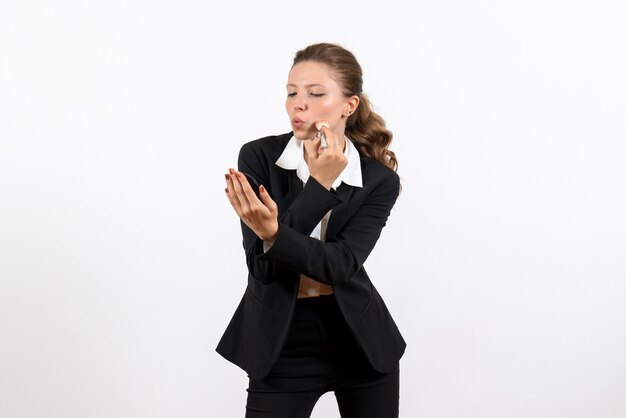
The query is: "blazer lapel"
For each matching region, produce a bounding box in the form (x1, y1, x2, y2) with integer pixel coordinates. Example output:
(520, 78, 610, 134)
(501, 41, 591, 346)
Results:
(286, 170, 303, 207)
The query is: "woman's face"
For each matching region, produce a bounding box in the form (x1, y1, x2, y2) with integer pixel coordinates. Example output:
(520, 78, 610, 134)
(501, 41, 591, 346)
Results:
(286, 61, 356, 140)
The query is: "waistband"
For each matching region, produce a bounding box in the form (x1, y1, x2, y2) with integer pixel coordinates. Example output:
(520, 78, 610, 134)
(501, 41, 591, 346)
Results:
(293, 293, 342, 320)
(296, 293, 337, 306)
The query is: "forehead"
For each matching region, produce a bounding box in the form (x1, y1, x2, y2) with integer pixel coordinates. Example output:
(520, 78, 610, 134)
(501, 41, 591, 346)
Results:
(287, 61, 338, 88)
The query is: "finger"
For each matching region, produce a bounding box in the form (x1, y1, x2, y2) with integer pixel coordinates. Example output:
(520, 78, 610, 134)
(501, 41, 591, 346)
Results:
(324, 128, 344, 154)
(315, 121, 330, 149)
(235, 171, 261, 207)
(318, 133, 329, 151)
(229, 168, 250, 211)
(225, 172, 242, 214)
(319, 125, 337, 148)
(259, 185, 277, 212)
(224, 185, 236, 208)
(315, 120, 330, 130)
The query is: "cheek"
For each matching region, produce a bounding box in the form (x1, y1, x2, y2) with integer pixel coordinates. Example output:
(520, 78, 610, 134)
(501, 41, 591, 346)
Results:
(312, 98, 341, 118)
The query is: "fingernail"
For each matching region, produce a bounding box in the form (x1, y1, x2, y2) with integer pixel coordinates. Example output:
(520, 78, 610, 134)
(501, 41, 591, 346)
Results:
(260, 185, 265, 192)
(225, 174, 230, 181)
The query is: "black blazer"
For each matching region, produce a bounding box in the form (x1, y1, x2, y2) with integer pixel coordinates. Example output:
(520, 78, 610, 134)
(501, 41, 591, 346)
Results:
(216, 131, 406, 380)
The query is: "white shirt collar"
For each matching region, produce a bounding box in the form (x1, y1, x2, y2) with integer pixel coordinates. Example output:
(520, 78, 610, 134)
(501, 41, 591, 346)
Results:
(275, 133, 363, 189)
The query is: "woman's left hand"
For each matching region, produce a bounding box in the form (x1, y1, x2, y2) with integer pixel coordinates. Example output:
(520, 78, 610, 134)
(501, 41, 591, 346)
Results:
(225, 168, 279, 244)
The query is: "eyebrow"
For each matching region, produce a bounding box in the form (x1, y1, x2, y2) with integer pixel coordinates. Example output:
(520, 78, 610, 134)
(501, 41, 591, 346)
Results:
(286, 83, 326, 88)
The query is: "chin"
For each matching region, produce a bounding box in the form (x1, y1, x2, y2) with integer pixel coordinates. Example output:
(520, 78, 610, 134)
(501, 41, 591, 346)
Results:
(292, 126, 313, 137)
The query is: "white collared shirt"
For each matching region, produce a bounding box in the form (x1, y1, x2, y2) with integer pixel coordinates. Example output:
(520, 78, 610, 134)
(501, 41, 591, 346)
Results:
(264, 133, 363, 298)
(274, 133, 363, 190)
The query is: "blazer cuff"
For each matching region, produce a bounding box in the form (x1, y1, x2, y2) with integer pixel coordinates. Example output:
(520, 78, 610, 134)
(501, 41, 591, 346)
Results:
(257, 223, 298, 264)
(281, 175, 343, 233)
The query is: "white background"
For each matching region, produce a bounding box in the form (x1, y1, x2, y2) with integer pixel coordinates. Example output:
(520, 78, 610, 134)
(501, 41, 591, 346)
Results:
(1, 1, 625, 417)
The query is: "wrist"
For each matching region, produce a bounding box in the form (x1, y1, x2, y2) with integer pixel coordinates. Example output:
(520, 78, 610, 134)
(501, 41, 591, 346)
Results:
(310, 174, 333, 190)
(264, 222, 279, 244)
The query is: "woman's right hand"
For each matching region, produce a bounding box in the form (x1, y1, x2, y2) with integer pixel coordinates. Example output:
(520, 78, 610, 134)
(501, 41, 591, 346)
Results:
(302, 121, 348, 190)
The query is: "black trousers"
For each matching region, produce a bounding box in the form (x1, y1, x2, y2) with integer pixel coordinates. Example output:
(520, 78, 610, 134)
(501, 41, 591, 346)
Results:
(245, 293, 400, 418)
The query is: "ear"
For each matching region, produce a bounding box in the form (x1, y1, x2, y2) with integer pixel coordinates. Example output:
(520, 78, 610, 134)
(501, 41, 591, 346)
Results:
(346, 95, 360, 115)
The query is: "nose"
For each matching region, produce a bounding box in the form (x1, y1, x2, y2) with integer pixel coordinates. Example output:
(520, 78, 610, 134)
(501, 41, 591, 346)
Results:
(292, 94, 307, 111)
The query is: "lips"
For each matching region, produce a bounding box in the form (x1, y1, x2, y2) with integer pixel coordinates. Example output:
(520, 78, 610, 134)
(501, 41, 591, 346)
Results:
(292, 118, 305, 127)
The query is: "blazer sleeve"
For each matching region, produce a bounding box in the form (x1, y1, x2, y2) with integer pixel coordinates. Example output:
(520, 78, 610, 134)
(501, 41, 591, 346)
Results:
(237, 142, 344, 284)
(258, 170, 401, 286)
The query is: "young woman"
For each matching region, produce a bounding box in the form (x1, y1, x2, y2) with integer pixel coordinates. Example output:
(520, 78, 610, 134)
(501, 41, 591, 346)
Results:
(218, 42, 406, 418)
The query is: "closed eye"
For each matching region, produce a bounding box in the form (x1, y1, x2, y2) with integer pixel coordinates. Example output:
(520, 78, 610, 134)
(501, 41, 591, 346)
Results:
(287, 93, 325, 97)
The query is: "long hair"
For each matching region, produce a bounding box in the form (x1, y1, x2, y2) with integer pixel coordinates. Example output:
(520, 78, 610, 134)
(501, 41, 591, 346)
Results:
(292, 43, 400, 180)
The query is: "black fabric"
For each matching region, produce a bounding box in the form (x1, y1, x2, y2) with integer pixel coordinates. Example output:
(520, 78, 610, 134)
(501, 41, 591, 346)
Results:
(216, 132, 406, 380)
(245, 294, 400, 418)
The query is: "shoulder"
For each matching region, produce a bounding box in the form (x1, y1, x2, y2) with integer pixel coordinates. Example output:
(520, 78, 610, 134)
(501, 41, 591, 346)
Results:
(359, 154, 400, 191)
(239, 131, 293, 161)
